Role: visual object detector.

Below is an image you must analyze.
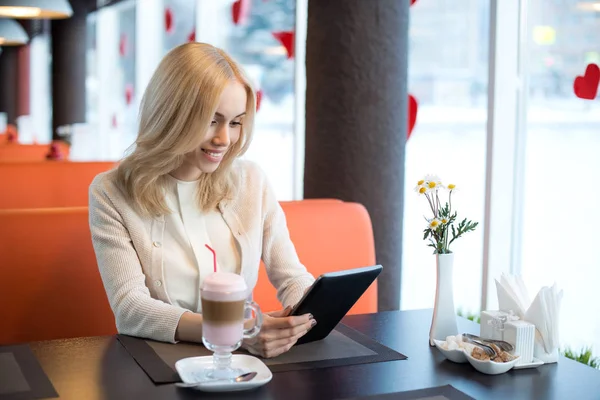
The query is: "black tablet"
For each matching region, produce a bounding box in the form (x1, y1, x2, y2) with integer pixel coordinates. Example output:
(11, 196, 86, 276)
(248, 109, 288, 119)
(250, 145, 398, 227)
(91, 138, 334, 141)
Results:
(290, 265, 383, 345)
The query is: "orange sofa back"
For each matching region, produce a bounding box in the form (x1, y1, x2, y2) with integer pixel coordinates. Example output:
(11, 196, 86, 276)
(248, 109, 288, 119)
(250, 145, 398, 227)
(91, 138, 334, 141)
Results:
(0, 142, 70, 162)
(254, 200, 377, 313)
(0, 207, 116, 344)
(0, 161, 116, 209)
(0, 201, 376, 344)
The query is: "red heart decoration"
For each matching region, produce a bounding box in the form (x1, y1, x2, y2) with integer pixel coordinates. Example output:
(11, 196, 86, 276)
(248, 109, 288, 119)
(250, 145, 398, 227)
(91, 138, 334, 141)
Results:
(574, 63, 599, 100)
(232, 0, 251, 25)
(125, 84, 133, 105)
(165, 8, 174, 34)
(119, 34, 127, 57)
(410, 0, 417, 5)
(46, 142, 64, 160)
(256, 90, 263, 111)
(408, 94, 418, 139)
(272, 31, 294, 59)
(5, 125, 17, 143)
(187, 30, 196, 42)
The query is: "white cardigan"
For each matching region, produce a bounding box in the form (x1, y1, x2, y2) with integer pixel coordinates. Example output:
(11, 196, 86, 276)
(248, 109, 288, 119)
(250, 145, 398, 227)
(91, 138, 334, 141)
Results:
(88, 159, 315, 343)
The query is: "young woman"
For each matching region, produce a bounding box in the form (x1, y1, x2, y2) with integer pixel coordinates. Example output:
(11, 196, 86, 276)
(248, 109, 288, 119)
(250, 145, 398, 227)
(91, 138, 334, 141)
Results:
(89, 43, 316, 358)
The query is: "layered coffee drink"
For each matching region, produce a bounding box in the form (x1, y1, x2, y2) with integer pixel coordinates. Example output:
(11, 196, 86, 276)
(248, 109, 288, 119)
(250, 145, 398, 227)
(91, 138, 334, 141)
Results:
(199, 272, 262, 380)
(200, 272, 260, 348)
(201, 272, 252, 347)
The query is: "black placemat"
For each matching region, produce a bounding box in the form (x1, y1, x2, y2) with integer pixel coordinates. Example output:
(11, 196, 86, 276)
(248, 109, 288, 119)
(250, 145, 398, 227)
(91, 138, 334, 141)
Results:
(0, 345, 58, 400)
(117, 323, 407, 384)
(340, 385, 474, 400)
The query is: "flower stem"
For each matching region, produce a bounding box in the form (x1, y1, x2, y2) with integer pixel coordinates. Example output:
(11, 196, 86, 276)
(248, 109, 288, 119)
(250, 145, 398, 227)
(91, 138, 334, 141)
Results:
(425, 193, 436, 217)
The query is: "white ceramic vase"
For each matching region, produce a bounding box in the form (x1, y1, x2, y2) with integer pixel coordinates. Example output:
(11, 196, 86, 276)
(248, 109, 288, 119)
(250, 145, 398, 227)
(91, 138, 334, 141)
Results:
(429, 253, 459, 346)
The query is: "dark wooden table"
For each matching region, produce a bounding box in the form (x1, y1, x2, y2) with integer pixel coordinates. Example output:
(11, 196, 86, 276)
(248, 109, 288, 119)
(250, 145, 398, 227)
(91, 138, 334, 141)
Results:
(29, 310, 600, 400)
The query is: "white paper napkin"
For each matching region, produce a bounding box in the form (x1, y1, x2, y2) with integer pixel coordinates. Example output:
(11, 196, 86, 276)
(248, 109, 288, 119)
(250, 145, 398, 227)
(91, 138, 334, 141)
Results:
(525, 283, 563, 354)
(495, 273, 563, 363)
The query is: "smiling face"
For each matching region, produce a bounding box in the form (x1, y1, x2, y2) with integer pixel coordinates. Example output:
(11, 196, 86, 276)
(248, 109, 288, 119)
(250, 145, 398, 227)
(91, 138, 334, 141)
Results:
(171, 80, 248, 181)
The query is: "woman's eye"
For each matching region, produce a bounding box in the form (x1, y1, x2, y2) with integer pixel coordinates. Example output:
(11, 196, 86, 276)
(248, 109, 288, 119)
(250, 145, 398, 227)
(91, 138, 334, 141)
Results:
(210, 120, 217, 126)
(230, 121, 242, 127)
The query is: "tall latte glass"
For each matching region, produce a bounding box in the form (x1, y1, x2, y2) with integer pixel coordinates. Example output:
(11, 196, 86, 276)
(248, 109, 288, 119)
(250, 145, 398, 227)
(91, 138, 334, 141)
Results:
(201, 272, 262, 379)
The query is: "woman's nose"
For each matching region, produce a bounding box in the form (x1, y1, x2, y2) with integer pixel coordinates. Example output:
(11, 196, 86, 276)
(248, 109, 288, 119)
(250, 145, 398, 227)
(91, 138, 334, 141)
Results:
(212, 125, 230, 147)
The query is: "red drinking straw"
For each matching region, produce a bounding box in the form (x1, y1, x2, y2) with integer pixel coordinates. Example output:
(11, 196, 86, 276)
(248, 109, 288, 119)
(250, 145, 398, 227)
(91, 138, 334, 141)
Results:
(205, 244, 217, 273)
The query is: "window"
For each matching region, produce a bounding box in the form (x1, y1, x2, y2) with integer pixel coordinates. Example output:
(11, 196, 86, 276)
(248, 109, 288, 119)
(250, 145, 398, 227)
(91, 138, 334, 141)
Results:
(402, 0, 491, 315)
(83, 0, 136, 161)
(404, 0, 600, 358)
(201, 0, 299, 200)
(519, 0, 600, 357)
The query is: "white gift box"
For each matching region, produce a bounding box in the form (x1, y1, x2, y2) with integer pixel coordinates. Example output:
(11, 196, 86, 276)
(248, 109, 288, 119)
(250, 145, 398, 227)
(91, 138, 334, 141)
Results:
(480, 310, 511, 341)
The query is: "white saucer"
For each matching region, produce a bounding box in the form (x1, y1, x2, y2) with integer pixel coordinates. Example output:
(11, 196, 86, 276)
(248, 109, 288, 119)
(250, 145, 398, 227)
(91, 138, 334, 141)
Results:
(513, 357, 544, 370)
(175, 354, 272, 392)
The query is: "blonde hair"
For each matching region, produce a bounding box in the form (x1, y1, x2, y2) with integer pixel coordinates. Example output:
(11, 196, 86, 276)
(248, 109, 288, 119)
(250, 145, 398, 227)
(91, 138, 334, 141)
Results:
(116, 43, 256, 217)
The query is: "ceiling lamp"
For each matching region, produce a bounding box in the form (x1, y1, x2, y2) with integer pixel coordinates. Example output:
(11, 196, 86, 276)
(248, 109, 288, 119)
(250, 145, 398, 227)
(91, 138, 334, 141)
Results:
(0, 19, 28, 46)
(0, 0, 73, 19)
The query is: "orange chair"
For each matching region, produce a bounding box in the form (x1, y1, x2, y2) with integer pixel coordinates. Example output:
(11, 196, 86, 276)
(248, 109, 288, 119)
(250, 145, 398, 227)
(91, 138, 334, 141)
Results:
(0, 142, 70, 162)
(0, 207, 116, 344)
(255, 200, 377, 313)
(0, 161, 116, 209)
(0, 200, 377, 344)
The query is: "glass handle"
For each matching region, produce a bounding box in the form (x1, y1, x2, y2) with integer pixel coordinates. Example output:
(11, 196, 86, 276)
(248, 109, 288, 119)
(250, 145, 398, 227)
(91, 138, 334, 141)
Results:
(243, 301, 262, 339)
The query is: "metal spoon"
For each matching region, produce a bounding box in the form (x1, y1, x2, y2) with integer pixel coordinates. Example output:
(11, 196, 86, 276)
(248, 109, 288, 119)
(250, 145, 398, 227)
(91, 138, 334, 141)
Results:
(462, 336, 498, 359)
(176, 371, 258, 388)
(462, 333, 514, 352)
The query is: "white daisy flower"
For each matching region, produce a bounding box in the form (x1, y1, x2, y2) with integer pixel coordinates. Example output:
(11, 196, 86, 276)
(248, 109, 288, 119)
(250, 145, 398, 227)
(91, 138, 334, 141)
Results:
(423, 174, 442, 191)
(414, 184, 428, 195)
(428, 218, 442, 230)
(414, 178, 429, 194)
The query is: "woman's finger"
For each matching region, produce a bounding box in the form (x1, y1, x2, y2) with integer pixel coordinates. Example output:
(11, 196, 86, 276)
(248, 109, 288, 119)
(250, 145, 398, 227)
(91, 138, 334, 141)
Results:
(255, 317, 315, 343)
(242, 322, 312, 358)
(277, 319, 316, 338)
(262, 328, 309, 351)
(263, 314, 312, 330)
(265, 306, 292, 318)
(260, 339, 299, 359)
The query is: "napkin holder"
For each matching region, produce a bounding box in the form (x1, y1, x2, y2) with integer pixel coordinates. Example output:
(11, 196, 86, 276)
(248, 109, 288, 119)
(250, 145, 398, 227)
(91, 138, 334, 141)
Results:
(504, 320, 535, 365)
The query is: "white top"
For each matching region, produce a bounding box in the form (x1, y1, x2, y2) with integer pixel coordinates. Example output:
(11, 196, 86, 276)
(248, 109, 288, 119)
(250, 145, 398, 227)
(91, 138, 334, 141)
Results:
(163, 176, 241, 312)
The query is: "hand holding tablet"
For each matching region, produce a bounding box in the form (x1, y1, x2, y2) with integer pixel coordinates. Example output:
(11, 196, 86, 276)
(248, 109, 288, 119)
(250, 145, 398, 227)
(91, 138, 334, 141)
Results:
(290, 265, 383, 345)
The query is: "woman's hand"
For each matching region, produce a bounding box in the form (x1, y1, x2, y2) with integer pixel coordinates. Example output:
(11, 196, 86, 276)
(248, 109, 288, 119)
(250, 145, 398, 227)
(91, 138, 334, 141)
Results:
(242, 306, 316, 358)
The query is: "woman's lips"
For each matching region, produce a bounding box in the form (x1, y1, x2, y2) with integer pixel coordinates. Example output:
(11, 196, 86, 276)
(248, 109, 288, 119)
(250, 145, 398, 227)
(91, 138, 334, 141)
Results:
(201, 148, 225, 162)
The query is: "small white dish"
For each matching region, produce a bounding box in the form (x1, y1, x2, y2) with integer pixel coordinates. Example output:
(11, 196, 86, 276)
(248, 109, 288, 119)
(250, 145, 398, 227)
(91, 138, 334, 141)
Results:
(464, 350, 520, 375)
(175, 354, 272, 392)
(513, 357, 544, 370)
(433, 339, 468, 363)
